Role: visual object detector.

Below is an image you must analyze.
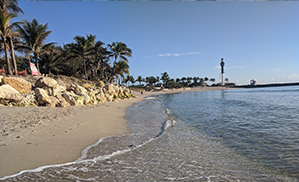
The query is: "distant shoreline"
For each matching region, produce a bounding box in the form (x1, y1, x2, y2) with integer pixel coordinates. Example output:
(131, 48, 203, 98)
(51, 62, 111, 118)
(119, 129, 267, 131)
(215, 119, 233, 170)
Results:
(235, 82, 299, 88)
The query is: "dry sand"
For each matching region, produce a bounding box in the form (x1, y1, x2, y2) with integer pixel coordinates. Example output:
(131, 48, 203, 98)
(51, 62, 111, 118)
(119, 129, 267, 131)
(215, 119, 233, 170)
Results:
(0, 86, 232, 178)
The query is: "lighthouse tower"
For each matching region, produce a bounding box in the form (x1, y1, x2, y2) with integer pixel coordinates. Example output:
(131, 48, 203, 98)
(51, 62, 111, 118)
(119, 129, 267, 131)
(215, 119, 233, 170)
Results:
(220, 58, 225, 86)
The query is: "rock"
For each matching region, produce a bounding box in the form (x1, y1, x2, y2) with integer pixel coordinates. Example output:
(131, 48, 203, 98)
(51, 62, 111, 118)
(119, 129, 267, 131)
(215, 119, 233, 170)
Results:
(49, 96, 59, 107)
(35, 88, 52, 105)
(103, 84, 115, 96)
(35, 77, 58, 88)
(35, 77, 58, 96)
(2, 77, 31, 94)
(0, 84, 24, 105)
(96, 81, 105, 88)
(62, 92, 83, 106)
(67, 84, 87, 95)
(95, 90, 106, 102)
(55, 94, 70, 108)
(105, 94, 113, 102)
(53, 85, 66, 96)
(19, 94, 38, 106)
(81, 93, 90, 105)
(87, 91, 98, 105)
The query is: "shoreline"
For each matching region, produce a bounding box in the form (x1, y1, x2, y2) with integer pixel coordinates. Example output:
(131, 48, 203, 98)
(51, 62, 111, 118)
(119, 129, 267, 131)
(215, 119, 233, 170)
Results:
(0, 86, 232, 178)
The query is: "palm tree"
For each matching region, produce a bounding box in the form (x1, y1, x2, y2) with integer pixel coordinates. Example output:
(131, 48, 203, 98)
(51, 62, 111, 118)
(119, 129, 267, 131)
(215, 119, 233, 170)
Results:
(66, 34, 95, 79)
(38, 45, 63, 74)
(108, 41, 132, 64)
(113, 60, 130, 85)
(0, 0, 24, 15)
(136, 75, 143, 86)
(161, 72, 169, 86)
(17, 18, 56, 73)
(181, 77, 186, 85)
(176, 78, 181, 83)
(107, 42, 132, 83)
(0, 9, 19, 75)
(210, 78, 216, 85)
(1, 0, 24, 75)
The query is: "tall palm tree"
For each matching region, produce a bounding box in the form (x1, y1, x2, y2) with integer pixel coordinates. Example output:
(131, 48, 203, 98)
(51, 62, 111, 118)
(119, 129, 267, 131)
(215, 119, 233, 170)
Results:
(161, 72, 169, 86)
(136, 75, 142, 86)
(108, 41, 132, 64)
(66, 34, 96, 79)
(107, 42, 132, 83)
(1, 0, 24, 75)
(0, 9, 18, 75)
(113, 60, 130, 85)
(17, 18, 55, 73)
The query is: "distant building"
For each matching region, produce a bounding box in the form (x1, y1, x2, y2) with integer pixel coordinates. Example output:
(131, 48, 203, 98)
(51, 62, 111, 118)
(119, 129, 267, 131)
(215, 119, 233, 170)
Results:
(250, 79, 257, 86)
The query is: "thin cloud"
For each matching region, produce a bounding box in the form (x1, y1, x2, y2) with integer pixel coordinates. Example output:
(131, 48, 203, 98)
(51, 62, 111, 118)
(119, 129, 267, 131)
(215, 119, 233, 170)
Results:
(142, 51, 201, 59)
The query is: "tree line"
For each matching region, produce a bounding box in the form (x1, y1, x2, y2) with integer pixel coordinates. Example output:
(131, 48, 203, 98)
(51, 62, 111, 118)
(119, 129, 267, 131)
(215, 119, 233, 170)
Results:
(0, 0, 132, 84)
(124, 72, 223, 89)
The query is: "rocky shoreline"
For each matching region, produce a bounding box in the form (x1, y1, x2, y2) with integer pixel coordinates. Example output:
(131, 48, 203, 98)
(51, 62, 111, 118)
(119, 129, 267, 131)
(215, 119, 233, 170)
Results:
(0, 75, 136, 107)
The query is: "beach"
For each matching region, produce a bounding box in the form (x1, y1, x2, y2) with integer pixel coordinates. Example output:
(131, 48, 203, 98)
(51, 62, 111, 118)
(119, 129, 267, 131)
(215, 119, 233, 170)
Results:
(0, 86, 230, 178)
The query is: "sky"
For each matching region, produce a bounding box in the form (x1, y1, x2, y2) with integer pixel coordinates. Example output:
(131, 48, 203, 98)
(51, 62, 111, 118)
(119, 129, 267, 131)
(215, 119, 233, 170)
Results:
(15, 1, 299, 85)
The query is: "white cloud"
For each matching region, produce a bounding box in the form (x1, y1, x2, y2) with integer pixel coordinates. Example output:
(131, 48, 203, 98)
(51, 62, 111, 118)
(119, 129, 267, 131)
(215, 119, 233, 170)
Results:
(189, 52, 201, 55)
(142, 51, 201, 59)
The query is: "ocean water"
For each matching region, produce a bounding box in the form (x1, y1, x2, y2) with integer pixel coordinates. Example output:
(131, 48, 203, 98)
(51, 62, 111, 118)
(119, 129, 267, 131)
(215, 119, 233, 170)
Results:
(1, 86, 299, 181)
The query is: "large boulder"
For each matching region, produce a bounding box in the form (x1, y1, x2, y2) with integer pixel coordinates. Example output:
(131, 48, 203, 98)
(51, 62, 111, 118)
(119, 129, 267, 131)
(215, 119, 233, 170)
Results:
(35, 88, 52, 105)
(96, 81, 105, 88)
(49, 96, 59, 107)
(55, 94, 70, 108)
(95, 89, 106, 102)
(62, 92, 83, 106)
(0, 84, 24, 105)
(87, 90, 98, 105)
(35, 77, 58, 88)
(103, 84, 115, 96)
(67, 84, 87, 95)
(35, 77, 59, 96)
(19, 94, 38, 106)
(2, 77, 31, 94)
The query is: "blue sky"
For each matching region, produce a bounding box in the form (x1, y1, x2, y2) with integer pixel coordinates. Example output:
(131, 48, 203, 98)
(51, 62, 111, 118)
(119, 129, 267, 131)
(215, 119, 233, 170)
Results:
(15, 1, 299, 85)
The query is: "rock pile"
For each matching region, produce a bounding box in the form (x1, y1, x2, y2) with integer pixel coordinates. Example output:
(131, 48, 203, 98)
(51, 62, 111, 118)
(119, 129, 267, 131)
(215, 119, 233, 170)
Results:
(0, 76, 135, 107)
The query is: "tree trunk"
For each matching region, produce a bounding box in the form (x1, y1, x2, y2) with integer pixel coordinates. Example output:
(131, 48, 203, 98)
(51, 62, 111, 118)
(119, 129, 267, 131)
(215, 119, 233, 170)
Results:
(3, 39, 12, 75)
(84, 60, 87, 80)
(9, 37, 18, 75)
(34, 53, 40, 73)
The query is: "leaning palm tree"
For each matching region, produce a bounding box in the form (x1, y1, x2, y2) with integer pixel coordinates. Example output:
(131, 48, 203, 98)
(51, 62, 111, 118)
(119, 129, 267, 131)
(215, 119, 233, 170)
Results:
(0, 0, 23, 75)
(17, 18, 55, 73)
(0, 9, 19, 75)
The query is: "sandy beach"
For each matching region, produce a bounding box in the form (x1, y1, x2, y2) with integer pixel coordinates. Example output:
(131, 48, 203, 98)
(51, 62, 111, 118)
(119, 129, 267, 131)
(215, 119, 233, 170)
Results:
(0, 86, 231, 178)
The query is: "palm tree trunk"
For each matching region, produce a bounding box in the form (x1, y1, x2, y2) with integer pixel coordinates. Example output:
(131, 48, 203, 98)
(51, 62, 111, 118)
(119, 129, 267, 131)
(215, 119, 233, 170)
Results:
(3, 39, 12, 75)
(84, 59, 87, 80)
(9, 37, 18, 75)
(34, 53, 40, 73)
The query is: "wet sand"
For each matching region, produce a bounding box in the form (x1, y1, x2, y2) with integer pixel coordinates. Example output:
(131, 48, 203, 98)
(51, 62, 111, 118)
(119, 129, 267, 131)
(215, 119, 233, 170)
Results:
(0, 86, 231, 178)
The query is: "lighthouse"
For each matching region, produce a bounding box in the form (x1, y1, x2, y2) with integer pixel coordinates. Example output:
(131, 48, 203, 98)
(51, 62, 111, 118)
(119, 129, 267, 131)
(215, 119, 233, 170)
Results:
(220, 58, 225, 86)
